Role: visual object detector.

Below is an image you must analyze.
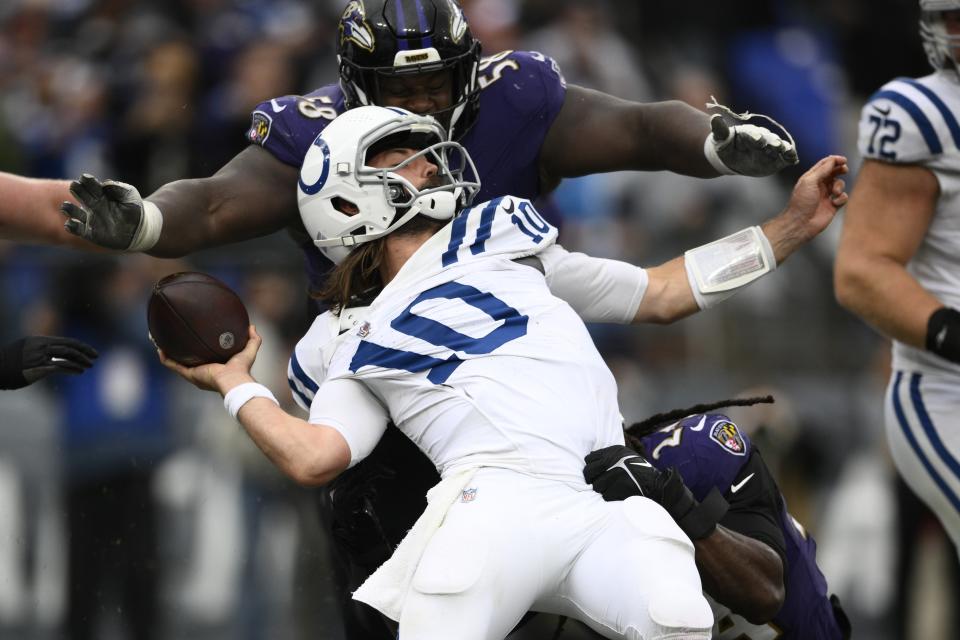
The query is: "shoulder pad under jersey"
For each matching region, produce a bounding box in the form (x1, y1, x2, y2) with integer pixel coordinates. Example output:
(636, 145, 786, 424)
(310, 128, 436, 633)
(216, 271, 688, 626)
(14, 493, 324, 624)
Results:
(288, 306, 369, 410)
(246, 84, 347, 168)
(439, 196, 559, 268)
(639, 413, 752, 501)
(858, 73, 960, 164)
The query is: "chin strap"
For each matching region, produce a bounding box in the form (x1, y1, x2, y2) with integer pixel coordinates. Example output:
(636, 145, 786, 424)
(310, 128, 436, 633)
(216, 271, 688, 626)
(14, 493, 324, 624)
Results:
(413, 190, 458, 220)
(314, 189, 460, 250)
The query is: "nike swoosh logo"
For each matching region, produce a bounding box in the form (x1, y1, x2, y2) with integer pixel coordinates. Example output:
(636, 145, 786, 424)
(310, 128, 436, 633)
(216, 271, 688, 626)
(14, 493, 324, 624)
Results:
(271, 99, 287, 113)
(628, 460, 652, 469)
(872, 104, 891, 116)
(689, 415, 707, 431)
(502, 198, 515, 213)
(605, 456, 646, 496)
(730, 473, 755, 494)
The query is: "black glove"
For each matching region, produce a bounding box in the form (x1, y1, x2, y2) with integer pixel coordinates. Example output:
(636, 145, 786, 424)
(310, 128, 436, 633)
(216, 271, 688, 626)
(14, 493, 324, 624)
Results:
(706, 100, 799, 177)
(61, 174, 152, 251)
(0, 336, 99, 390)
(585, 444, 728, 540)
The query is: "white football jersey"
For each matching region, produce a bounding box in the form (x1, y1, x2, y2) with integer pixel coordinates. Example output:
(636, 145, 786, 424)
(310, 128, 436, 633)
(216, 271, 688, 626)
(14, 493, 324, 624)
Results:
(858, 71, 960, 376)
(311, 197, 625, 484)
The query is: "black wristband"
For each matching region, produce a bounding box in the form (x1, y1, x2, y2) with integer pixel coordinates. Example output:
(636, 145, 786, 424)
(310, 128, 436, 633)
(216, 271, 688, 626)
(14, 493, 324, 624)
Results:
(926, 307, 960, 364)
(676, 487, 730, 540)
(0, 339, 28, 390)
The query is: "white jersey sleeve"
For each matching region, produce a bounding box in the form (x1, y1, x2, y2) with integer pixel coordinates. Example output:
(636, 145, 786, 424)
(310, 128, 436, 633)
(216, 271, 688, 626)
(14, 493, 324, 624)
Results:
(288, 306, 388, 467)
(538, 244, 648, 323)
(287, 307, 370, 411)
(310, 377, 388, 468)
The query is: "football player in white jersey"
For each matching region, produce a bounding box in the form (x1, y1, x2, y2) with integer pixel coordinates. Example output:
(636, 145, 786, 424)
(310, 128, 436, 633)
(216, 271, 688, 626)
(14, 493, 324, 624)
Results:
(835, 0, 960, 556)
(161, 107, 847, 640)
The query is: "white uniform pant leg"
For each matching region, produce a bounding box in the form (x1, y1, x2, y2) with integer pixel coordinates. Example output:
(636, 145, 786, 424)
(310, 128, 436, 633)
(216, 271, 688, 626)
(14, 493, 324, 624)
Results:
(535, 495, 713, 640)
(398, 469, 558, 640)
(885, 369, 960, 553)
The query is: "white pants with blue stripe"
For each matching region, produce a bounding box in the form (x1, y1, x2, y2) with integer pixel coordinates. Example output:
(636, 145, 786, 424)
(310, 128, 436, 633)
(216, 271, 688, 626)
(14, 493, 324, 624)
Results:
(886, 370, 960, 552)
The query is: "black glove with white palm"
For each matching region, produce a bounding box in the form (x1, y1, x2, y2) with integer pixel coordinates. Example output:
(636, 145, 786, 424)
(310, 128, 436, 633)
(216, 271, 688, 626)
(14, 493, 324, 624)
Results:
(0, 336, 99, 390)
(60, 174, 163, 251)
(584, 444, 729, 540)
(704, 99, 798, 177)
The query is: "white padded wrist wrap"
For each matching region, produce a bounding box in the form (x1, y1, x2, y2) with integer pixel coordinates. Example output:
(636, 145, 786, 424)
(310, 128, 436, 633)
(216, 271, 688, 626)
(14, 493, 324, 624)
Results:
(703, 134, 738, 176)
(684, 226, 776, 310)
(224, 382, 279, 420)
(129, 200, 163, 252)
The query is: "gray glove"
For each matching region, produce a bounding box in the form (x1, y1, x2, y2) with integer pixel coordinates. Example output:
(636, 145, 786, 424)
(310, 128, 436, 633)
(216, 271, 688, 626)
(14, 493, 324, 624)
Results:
(0, 336, 99, 390)
(705, 100, 799, 177)
(61, 174, 161, 251)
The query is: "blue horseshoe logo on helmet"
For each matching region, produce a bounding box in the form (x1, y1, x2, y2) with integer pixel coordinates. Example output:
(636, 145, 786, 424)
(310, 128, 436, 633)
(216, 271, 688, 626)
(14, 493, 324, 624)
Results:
(299, 135, 331, 196)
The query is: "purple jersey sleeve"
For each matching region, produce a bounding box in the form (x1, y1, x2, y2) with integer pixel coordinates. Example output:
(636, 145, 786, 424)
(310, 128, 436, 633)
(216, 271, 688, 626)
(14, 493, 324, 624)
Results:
(461, 50, 567, 203)
(641, 415, 845, 639)
(775, 501, 846, 639)
(249, 51, 567, 294)
(245, 85, 347, 168)
(639, 413, 751, 502)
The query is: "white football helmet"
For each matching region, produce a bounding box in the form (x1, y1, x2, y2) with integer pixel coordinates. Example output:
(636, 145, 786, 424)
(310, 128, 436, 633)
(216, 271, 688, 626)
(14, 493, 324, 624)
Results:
(297, 106, 480, 264)
(920, 0, 960, 73)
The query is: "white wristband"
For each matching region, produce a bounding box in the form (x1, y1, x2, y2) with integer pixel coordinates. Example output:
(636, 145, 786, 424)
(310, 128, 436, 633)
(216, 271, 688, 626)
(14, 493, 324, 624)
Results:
(129, 200, 163, 252)
(703, 133, 737, 176)
(684, 226, 776, 310)
(223, 382, 279, 420)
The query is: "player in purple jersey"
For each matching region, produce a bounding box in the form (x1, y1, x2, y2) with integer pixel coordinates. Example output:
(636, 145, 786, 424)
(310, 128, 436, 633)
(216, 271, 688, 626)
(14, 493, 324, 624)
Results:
(48, 1, 798, 636)
(585, 399, 851, 640)
(55, 1, 798, 263)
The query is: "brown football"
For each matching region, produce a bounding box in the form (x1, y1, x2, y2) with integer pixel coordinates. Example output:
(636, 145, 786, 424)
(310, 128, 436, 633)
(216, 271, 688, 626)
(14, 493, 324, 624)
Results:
(147, 272, 249, 366)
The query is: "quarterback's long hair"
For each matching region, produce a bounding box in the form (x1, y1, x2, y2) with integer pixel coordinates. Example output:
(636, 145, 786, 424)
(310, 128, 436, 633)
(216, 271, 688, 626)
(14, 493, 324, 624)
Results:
(315, 238, 387, 312)
(316, 213, 447, 312)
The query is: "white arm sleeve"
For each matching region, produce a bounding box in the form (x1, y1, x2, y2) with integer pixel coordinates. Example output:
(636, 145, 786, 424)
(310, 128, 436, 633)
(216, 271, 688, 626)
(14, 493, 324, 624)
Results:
(309, 378, 389, 468)
(538, 244, 649, 323)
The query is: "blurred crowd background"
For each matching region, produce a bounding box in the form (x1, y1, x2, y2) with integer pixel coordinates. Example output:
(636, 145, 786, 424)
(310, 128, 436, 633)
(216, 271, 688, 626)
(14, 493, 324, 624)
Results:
(0, 0, 951, 638)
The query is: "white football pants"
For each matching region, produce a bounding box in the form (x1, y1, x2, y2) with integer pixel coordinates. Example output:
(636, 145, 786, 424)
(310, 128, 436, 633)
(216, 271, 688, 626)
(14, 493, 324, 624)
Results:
(398, 467, 713, 640)
(886, 370, 960, 552)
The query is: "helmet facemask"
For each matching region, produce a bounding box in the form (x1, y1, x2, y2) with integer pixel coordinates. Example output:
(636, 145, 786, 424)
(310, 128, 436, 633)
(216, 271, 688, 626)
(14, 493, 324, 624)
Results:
(298, 107, 480, 265)
(920, 3, 960, 76)
(337, 0, 482, 140)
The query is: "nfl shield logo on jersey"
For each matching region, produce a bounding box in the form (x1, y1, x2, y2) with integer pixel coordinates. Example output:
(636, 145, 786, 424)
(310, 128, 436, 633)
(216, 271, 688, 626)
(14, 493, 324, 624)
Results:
(357, 321, 371, 338)
(461, 488, 477, 503)
(710, 420, 746, 456)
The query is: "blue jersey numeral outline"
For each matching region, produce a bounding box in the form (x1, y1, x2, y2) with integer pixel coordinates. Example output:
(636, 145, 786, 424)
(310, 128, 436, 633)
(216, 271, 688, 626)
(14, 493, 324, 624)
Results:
(442, 198, 550, 267)
(867, 114, 901, 161)
(350, 280, 528, 384)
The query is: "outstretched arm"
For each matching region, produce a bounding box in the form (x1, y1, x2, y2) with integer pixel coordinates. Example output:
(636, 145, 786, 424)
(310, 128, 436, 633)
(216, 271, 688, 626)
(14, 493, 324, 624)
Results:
(540, 156, 847, 326)
(0, 173, 105, 250)
(539, 85, 797, 184)
(147, 146, 303, 257)
(635, 155, 848, 323)
(62, 145, 303, 258)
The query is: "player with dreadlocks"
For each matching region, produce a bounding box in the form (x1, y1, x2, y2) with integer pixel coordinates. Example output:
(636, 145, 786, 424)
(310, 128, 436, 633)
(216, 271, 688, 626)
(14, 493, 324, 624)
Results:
(585, 397, 852, 639)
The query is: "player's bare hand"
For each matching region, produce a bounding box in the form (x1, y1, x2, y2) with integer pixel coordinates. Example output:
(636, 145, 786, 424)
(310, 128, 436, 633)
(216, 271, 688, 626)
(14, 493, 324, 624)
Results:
(788, 154, 849, 235)
(158, 325, 261, 393)
(760, 155, 848, 264)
